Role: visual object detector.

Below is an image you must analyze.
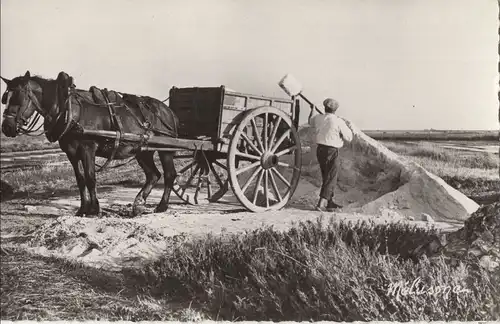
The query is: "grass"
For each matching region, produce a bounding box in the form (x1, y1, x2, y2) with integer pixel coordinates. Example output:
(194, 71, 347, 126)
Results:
(2, 217, 498, 321)
(381, 141, 499, 198)
(0, 247, 205, 321)
(383, 141, 499, 171)
(1, 159, 144, 200)
(0, 151, 216, 201)
(2, 141, 497, 201)
(124, 217, 499, 321)
(0, 132, 59, 153)
(364, 130, 498, 141)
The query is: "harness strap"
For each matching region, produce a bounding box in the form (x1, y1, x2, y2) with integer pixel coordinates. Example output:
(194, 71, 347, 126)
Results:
(122, 96, 152, 130)
(137, 97, 177, 138)
(57, 88, 75, 141)
(22, 87, 71, 142)
(43, 85, 75, 142)
(19, 112, 42, 134)
(96, 88, 124, 173)
(143, 99, 169, 134)
(96, 130, 122, 173)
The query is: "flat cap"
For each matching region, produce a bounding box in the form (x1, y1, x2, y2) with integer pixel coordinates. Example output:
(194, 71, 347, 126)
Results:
(323, 98, 339, 111)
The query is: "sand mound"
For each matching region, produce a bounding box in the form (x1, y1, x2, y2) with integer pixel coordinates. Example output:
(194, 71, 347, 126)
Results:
(25, 215, 188, 271)
(19, 206, 461, 271)
(295, 119, 479, 222)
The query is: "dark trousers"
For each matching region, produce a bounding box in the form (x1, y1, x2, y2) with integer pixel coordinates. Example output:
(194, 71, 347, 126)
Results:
(316, 144, 339, 201)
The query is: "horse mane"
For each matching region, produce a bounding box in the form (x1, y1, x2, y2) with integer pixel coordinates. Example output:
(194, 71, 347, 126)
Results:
(31, 75, 54, 86)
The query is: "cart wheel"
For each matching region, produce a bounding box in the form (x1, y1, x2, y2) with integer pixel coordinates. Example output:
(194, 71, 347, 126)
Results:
(228, 106, 301, 212)
(172, 150, 229, 204)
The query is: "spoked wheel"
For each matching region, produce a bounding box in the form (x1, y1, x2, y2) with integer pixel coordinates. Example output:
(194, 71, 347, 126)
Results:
(172, 150, 229, 204)
(228, 106, 302, 212)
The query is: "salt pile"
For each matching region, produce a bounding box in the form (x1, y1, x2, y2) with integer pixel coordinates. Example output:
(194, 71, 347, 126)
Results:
(295, 118, 479, 222)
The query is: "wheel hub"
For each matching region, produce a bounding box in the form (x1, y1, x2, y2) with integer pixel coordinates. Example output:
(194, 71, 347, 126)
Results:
(261, 151, 279, 170)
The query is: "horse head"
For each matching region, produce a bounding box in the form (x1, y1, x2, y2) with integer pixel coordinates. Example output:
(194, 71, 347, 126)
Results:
(1, 70, 75, 139)
(1, 71, 40, 137)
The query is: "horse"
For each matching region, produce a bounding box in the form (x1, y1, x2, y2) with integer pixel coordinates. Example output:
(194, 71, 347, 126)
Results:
(1, 70, 179, 217)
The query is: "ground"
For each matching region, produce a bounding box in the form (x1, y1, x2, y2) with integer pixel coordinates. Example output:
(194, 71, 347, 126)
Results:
(0, 137, 498, 320)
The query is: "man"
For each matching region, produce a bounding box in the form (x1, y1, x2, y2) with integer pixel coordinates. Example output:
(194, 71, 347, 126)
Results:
(309, 98, 353, 212)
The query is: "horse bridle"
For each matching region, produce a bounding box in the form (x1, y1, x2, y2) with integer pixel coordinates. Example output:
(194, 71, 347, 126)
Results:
(2, 85, 45, 134)
(2, 83, 71, 138)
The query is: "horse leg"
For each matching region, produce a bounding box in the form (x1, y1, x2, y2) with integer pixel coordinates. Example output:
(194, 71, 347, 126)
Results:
(68, 157, 88, 216)
(155, 151, 176, 213)
(81, 145, 100, 216)
(133, 152, 161, 216)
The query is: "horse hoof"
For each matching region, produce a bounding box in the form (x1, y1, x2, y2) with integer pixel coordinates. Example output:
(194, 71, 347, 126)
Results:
(86, 209, 100, 216)
(75, 208, 87, 216)
(132, 205, 146, 217)
(154, 205, 168, 213)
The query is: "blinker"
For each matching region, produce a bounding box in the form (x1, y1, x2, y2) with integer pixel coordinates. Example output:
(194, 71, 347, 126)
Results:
(1, 91, 8, 105)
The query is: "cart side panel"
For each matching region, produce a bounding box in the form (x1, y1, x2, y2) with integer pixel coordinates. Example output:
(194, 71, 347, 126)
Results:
(219, 92, 294, 142)
(169, 87, 224, 140)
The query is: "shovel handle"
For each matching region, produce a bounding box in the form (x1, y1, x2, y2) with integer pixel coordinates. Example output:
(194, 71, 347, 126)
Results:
(299, 93, 323, 114)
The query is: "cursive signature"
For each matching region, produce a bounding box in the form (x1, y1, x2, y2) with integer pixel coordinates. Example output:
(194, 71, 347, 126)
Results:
(387, 277, 471, 301)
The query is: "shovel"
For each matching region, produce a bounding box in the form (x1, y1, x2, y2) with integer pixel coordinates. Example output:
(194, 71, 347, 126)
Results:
(278, 73, 323, 114)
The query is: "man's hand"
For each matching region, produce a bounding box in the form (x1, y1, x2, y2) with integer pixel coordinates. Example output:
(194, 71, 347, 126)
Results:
(308, 104, 315, 125)
(309, 104, 315, 118)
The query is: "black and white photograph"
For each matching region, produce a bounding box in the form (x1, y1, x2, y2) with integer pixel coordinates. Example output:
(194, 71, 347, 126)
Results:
(0, 0, 499, 321)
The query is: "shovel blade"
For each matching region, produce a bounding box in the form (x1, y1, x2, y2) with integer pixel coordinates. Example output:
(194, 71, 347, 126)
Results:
(278, 73, 303, 97)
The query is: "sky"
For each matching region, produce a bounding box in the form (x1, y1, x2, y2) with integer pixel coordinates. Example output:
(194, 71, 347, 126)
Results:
(1, 0, 498, 130)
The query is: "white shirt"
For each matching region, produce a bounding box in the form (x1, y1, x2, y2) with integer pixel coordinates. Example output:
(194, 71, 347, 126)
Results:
(309, 113, 353, 148)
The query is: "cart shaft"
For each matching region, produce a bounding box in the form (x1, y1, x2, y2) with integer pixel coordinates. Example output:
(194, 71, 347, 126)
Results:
(81, 129, 215, 151)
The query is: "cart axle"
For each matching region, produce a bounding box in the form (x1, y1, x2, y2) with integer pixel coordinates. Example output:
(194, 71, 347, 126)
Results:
(261, 151, 279, 170)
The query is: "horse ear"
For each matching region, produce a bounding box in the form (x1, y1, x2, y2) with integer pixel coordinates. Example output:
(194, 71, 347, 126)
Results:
(0, 76, 10, 85)
(24, 71, 31, 80)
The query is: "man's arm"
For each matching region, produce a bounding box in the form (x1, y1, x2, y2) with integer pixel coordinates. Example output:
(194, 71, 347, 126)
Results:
(339, 119, 353, 142)
(308, 105, 317, 126)
(308, 109, 315, 126)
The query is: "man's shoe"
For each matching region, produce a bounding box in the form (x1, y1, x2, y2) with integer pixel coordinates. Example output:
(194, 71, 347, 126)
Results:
(315, 205, 326, 212)
(326, 202, 343, 212)
(315, 198, 328, 212)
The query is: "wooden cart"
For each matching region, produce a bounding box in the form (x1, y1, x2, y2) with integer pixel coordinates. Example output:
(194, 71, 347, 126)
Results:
(85, 86, 302, 212)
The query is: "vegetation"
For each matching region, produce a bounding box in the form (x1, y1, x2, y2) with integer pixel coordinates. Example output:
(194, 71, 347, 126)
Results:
(0, 248, 204, 321)
(0, 132, 58, 153)
(4, 218, 497, 321)
(2, 140, 497, 201)
(0, 153, 196, 201)
(365, 130, 498, 141)
(382, 141, 499, 201)
(383, 141, 499, 171)
(126, 218, 499, 321)
(0, 158, 144, 201)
